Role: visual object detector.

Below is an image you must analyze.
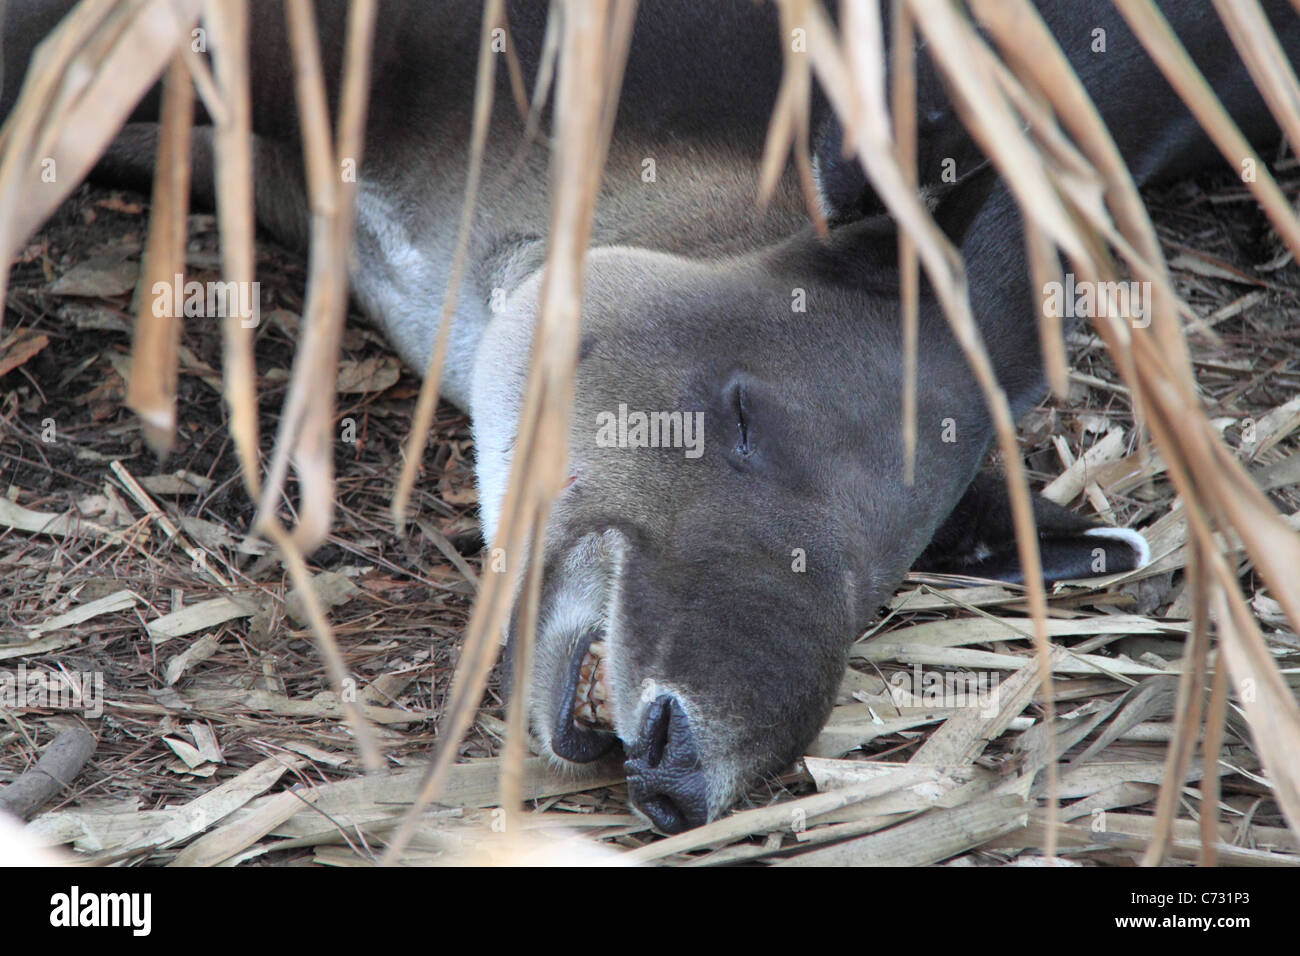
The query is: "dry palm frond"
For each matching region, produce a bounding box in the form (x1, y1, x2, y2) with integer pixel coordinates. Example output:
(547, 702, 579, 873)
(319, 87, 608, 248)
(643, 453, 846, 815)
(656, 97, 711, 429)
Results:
(0, 0, 201, 306)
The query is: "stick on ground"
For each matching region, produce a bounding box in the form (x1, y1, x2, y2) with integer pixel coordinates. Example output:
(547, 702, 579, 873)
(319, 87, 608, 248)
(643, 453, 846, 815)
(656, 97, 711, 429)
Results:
(0, 728, 97, 820)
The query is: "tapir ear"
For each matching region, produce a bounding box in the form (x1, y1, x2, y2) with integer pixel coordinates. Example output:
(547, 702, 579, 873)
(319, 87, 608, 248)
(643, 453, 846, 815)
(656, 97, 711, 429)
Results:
(814, 111, 995, 248)
(926, 159, 999, 247)
(771, 121, 1002, 283)
(914, 472, 1150, 584)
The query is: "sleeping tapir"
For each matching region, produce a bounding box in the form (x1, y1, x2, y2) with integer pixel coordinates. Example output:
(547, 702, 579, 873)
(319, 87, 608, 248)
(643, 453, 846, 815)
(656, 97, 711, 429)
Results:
(3, 1, 1295, 833)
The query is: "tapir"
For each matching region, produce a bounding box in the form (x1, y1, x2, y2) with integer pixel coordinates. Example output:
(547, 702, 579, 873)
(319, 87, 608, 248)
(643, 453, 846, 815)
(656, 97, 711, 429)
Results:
(3, 1, 1295, 833)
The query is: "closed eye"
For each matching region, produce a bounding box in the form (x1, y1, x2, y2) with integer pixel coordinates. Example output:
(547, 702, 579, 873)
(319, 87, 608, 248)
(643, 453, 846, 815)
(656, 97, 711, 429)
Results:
(733, 384, 753, 458)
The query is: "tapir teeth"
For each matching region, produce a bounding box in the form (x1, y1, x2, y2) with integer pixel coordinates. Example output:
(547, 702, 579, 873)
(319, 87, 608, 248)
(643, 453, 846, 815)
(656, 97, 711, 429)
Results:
(573, 640, 613, 730)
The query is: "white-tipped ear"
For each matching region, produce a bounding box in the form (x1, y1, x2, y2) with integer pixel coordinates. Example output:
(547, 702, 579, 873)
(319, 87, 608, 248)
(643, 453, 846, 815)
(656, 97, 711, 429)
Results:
(1084, 526, 1151, 569)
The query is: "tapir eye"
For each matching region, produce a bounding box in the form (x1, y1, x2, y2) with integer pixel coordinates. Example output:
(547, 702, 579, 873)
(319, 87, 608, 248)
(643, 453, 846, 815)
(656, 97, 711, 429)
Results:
(730, 382, 754, 459)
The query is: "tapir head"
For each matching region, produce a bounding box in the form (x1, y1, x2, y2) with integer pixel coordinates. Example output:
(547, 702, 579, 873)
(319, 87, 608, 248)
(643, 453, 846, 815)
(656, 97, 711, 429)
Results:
(468, 172, 1011, 832)
(469, 170, 1142, 832)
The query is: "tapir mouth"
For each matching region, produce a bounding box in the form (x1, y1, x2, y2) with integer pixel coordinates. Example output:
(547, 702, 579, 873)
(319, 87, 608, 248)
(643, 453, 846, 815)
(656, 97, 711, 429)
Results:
(549, 626, 618, 762)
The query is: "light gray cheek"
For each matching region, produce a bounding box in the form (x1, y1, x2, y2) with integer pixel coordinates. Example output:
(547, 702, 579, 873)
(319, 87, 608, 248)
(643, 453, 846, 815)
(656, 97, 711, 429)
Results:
(528, 528, 629, 737)
(351, 187, 488, 409)
(468, 285, 542, 546)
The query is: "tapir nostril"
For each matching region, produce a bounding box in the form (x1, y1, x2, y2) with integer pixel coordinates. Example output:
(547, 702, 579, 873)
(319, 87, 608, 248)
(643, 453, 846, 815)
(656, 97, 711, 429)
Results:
(638, 794, 688, 834)
(643, 694, 673, 767)
(624, 693, 709, 833)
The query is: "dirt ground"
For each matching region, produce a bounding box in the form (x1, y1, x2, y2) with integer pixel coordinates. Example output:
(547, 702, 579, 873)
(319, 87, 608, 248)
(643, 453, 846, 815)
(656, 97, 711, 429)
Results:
(1, 164, 1298, 865)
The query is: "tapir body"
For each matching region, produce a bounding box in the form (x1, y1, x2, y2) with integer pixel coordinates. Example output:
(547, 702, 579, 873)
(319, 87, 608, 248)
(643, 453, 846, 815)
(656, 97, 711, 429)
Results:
(3, 1, 1295, 831)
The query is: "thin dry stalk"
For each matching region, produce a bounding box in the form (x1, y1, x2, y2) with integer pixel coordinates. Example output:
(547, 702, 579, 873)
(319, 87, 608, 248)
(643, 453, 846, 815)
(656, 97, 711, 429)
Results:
(967, 0, 1176, 390)
(966, 0, 1300, 849)
(1211, 0, 1300, 156)
(126, 53, 192, 451)
(390, 0, 505, 533)
(379, 0, 636, 865)
(1024, 218, 1069, 400)
(1141, 540, 1210, 865)
(499, 0, 637, 834)
(254, 0, 376, 552)
(501, 7, 561, 184)
(890, 0, 920, 484)
(260, 520, 383, 772)
(1112, 0, 1300, 259)
(236, 0, 384, 771)
(800, 0, 1061, 856)
(759, 0, 827, 235)
(1200, 642, 1232, 866)
(200, 0, 261, 497)
(499, 507, 546, 828)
